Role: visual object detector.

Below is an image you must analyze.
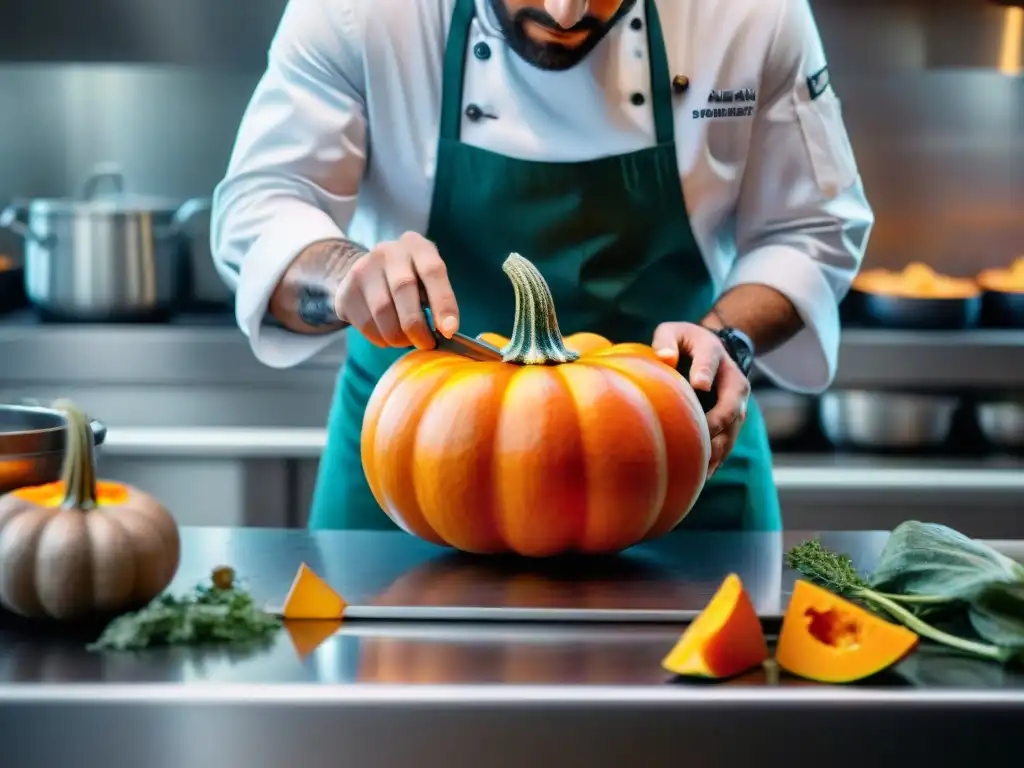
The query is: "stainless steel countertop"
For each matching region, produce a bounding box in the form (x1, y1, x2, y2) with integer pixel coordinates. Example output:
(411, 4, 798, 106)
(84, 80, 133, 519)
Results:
(1, 528, 1021, 767)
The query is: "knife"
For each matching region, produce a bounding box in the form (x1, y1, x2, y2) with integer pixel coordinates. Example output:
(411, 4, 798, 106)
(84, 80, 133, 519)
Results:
(421, 308, 715, 412)
(423, 308, 504, 362)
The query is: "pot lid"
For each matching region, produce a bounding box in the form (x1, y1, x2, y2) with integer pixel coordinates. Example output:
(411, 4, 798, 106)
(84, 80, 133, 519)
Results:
(25, 195, 182, 215)
(20, 163, 186, 215)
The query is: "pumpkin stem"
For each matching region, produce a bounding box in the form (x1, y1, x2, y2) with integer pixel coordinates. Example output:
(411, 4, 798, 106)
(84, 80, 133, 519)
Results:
(52, 399, 98, 510)
(500, 252, 580, 365)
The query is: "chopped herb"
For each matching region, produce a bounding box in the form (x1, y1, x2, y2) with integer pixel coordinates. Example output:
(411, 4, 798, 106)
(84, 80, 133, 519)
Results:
(88, 566, 281, 652)
(786, 522, 1024, 664)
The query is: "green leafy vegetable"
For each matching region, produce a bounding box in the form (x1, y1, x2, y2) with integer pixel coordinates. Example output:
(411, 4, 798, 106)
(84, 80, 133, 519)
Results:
(88, 567, 281, 652)
(786, 525, 1022, 664)
(869, 522, 1024, 602)
(969, 581, 1024, 648)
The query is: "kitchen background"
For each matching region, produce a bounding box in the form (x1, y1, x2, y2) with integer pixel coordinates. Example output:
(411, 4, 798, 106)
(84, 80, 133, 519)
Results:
(0, 0, 1022, 535)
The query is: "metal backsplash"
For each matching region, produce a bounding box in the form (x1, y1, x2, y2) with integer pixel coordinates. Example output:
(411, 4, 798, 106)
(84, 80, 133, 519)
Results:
(0, 0, 1020, 277)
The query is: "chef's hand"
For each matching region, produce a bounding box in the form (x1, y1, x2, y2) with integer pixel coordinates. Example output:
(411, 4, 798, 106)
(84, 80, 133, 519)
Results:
(652, 322, 751, 477)
(334, 232, 460, 350)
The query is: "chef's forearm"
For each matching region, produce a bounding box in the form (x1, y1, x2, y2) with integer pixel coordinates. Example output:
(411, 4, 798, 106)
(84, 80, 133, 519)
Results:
(702, 284, 804, 354)
(268, 238, 367, 334)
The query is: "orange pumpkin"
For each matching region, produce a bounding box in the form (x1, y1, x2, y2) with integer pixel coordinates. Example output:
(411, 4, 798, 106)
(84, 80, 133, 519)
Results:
(361, 253, 711, 557)
(661, 573, 769, 679)
(0, 401, 180, 620)
(775, 580, 919, 684)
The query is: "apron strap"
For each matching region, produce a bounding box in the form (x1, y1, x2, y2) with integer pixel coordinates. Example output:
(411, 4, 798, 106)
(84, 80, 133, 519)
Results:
(439, 0, 675, 145)
(438, 0, 477, 143)
(643, 0, 676, 146)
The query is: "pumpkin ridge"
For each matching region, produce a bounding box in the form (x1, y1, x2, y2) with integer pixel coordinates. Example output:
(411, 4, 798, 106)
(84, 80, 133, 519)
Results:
(594, 365, 667, 546)
(363, 354, 461, 532)
(371, 360, 461, 544)
(120, 494, 182, 589)
(411, 365, 510, 552)
(493, 366, 587, 556)
(0, 509, 54, 617)
(36, 510, 93, 619)
(583, 356, 708, 538)
(85, 507, 136, 613)
(96, 505, 144, 591)
(551, 365, 590, 552)
(99, 501, 162, 605)
(557, 363, 664, 552)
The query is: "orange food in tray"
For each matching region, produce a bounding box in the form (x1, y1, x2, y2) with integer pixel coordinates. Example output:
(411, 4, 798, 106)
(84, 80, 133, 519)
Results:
(977, 257, 1024, 294)
(853, 262, 979, 299)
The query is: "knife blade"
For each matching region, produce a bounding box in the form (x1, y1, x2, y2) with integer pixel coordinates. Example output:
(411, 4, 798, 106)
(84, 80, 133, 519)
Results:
(423, 308, 503, 362)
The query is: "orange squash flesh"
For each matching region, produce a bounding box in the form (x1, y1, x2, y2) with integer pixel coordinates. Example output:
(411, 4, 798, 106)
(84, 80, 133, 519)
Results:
(662, 574, 769, 679)
(776, 580, 919, 683)
(284, 620, 342, 659)
(281, 563, 347, 620)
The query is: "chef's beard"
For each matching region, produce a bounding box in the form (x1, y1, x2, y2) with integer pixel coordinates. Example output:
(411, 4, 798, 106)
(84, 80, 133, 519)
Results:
(488, 0, 636, 71)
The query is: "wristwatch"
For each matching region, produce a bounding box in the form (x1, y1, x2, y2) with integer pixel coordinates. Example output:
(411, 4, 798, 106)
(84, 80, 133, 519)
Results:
(709, 327, 755, 377)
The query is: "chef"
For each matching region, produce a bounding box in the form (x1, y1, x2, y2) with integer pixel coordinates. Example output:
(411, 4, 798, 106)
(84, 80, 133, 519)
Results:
(211, 0, 873, 532)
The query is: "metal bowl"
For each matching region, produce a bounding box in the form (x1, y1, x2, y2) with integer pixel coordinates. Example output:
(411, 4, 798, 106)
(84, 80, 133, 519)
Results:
(754, 388, 813, 443)
(850, 289, 982, 330)
(819, 391, 959, 449)
(980, 289, 1024, 329)
(0, 403, 107, 494)
(976, 399, 1024, 450)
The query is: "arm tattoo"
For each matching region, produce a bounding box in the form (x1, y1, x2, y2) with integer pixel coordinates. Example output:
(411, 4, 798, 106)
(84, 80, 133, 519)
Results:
(297, 284, 339, 327)
(269, 238, 368, 334)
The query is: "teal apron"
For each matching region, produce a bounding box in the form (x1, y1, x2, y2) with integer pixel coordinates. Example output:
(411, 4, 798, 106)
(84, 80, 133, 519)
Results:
(310, 0, 781, 533)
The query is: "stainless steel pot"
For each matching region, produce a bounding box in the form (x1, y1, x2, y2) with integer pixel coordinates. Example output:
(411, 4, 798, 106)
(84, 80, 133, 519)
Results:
(976, 398, 1024, 450)
(0, 164, 210, 321)
(819, 391, 959, 449)
(0, 403, 107, 494)
(754, 388, 813, 443)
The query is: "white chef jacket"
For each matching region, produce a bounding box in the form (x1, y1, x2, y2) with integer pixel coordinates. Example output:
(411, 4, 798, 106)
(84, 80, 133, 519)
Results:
(211, 0, 874, 394)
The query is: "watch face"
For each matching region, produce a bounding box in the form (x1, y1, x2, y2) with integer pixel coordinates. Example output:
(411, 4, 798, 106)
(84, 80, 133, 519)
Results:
(718, 329, 754, 375)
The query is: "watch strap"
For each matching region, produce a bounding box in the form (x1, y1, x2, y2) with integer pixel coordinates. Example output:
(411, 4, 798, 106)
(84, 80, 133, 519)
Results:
(710, 327, 755, 377)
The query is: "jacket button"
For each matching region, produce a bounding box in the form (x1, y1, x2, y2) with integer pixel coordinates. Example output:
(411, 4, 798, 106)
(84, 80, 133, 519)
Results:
(672, 75, 690, 93)
(465, 104, 484, 121)
(630, 92, 646, 106)
(473, 42, 491, 60)
(629, 18, 642, 30)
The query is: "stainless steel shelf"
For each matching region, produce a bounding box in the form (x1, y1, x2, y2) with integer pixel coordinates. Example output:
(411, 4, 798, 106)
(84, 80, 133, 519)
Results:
(1, 317, 1023, 390)
(835, 329, 1024, 390)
